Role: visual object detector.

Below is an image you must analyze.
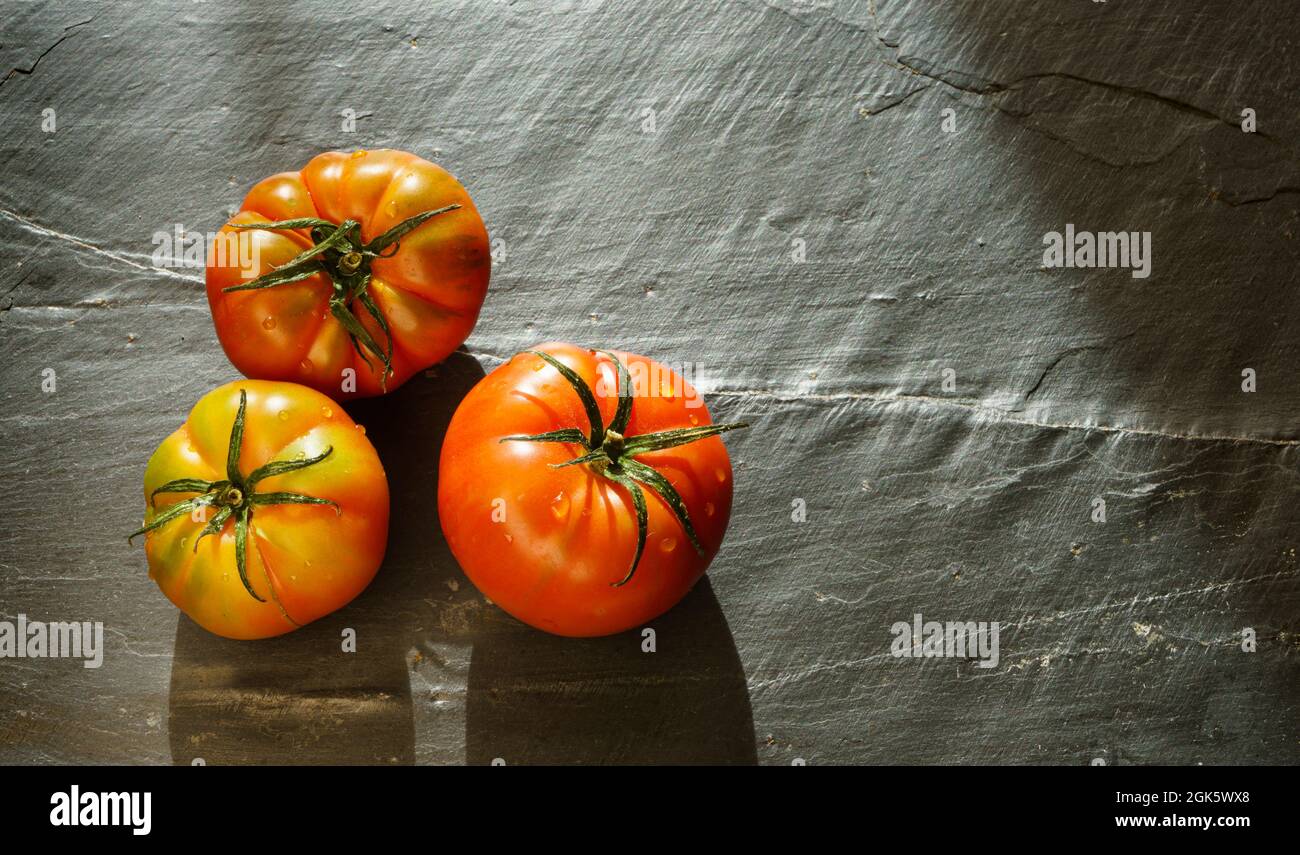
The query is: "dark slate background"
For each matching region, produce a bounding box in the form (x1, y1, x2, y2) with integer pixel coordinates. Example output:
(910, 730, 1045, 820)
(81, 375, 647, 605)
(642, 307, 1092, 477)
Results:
(1, 1, 1297, 765)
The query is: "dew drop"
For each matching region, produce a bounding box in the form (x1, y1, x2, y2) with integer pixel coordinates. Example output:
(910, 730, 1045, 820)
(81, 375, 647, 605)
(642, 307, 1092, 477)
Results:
(705, 502, 716, 517)
(715, 467, 727, 484)
(295, 451, 306, 460)
(261, 316, 277, 330)
(351, 149, 367, 159)
(321, 405, 333, 418)
(179, 537, 188, 549)
(689, 413, 699, 426)
(299, 358, 314, 374)
(659, 537, 677, 553)
(355, 424, 366, 435)
(551, 491, 570, 520)
(504, 533, 514, 544)
(531, 359, 544, 372)
(277, 410, 289, 421)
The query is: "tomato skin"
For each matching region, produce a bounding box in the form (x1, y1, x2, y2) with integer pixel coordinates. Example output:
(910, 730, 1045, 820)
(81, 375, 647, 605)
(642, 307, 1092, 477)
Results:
(206, 149, 490, 400)
(140, 380, 389, 639)
(437, 343, 736, 637)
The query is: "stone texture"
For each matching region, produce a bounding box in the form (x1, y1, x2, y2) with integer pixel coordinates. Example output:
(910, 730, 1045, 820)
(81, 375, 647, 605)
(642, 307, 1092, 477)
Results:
(0, 0, 1296, 764)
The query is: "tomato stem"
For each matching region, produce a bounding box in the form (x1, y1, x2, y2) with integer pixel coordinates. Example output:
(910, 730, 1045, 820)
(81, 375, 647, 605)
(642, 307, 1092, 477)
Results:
(129, 389, 340, 602)
(501, 349, 748, 587)
(601, 429, 625, 460)
(222, 204, 461, 390)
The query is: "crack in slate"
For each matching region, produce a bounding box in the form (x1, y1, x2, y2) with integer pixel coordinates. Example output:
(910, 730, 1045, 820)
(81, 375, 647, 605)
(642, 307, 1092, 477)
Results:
(0, 18, 93, 91)
(855, 2, 1300, 192)
(857, 83, 931, 117)
(1023, 345, 1103, 403)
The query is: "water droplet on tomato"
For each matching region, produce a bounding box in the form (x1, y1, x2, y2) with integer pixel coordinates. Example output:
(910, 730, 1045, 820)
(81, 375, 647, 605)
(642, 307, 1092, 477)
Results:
(504, 533, 513, 544)
(355, 424, 366, 435)
(659, 537, 677, 553)
(705, 502, 716, 517)
(531, 360, 544, 372)
(277, 410, 289, 421)
(351, 149, 367, 159)
(295, 451, 306, 460)
(299, 358, 314, 374)
(551, 491, 570, 520)
(321, 405, 333, 418)
(689, 413, 699, 425)
(261, 316, 277, 331)
(715, 468, 727, 483)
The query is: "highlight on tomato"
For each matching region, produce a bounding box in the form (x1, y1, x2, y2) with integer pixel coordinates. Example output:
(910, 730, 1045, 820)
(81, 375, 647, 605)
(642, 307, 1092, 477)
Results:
(206, 149, 491, 400)
(437, 343, 748, 637)
(129, 380, 389, 639)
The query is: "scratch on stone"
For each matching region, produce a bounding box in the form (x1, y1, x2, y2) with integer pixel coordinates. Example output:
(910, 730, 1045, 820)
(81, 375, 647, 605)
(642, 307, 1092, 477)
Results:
(810, 589, 872, 606)
(707, 387, 1300, 449)
(748, 650, 896, 693)
(1006, 570, 1298, 632)
(104, 628, 171, 660)
(1, 208, 202, 285)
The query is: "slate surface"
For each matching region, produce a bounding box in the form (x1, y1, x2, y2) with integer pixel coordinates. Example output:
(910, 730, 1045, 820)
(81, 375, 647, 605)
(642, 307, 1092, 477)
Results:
(0, 0, 1296, 765)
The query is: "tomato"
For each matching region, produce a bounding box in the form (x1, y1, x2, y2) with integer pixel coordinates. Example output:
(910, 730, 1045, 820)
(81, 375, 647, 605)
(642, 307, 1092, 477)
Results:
(437, 343, 747, 637)
(206, 149, 490, 400)
(130, 380, 389, 639)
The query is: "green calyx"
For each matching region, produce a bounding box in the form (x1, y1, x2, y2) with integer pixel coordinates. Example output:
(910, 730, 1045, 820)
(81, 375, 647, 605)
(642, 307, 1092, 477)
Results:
(128, 389, 340, 602)
(501, 350, 748, 587)
(223, 204, 461, 389)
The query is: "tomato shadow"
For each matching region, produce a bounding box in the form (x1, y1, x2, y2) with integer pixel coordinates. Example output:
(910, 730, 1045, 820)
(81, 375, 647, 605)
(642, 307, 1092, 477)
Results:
(166, 352, 486, 765)
(167, 349, 756, 765)
(465, 576, 757, 765)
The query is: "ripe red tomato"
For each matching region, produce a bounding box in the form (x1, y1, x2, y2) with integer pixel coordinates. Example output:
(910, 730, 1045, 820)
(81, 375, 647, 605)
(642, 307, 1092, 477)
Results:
(131, 380, 389, 639)
(206, 149, 490, 400)
(437, 343, 747, 637)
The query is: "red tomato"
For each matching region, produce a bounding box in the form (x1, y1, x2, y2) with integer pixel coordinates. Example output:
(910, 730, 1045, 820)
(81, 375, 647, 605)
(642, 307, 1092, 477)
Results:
(437, 343, 747, 637)
(206, 149, 490, 400)
(131, 380, 389, 639)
